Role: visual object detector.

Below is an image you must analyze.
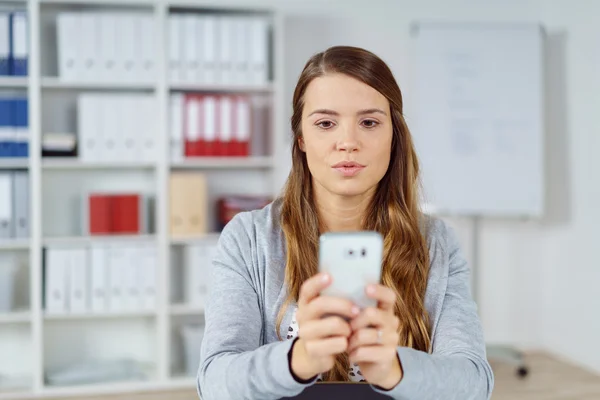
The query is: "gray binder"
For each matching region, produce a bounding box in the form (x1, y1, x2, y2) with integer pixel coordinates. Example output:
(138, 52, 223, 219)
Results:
(0, 172, 12, 238)
(12, 171, 29, 238)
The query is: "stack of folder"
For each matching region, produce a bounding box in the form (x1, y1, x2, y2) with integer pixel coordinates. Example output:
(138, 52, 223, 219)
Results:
(0, 11, 28, 76)
(43, 243, 157, 315)
(77, 94, 157, 163)
(168, 13, 270, 86)
(56, 11, 155, 83)
(83, 192, 154, 236)
(183, 242, 218, 310)
(0, 171, 29, 239)
(170, 93, 253, 159)
(0, 96, 29, 158)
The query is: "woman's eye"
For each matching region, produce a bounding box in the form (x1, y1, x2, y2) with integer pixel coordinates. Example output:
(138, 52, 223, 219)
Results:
(317, 120, 334, 129)
(361, 119, 379, 128)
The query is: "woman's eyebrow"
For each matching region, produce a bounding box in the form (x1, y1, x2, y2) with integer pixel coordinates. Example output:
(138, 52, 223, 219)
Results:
(307, 108, 387, 117)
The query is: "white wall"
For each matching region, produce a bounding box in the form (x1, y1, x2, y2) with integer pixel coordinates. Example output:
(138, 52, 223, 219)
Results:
(259, 0, 600, 374)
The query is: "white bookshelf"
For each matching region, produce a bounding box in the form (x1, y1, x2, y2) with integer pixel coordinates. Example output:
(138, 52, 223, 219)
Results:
(0, 0, 285, 398)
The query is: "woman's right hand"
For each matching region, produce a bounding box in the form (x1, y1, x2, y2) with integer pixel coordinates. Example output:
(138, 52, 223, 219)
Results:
(290, 272, 361, 380)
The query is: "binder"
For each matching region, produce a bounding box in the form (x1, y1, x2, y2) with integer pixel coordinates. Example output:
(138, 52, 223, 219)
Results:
(184, 244, 206, 307)
(111, 194, 141, 234)
(217, 16, 232, 85)
(0, 13, 9, 75)
(99, 13, 117, 82)
(169, 172, 208, 237)
(184, 93, 201, 157)
(11, 171, 29, 238)
(77, 94, 100, 162)
(233, 95, 251, 156)
(117, 14, 136, 82)
(89, 244, 108, 313)
(232, 16, 249, 85)
(79, 13, 99, 82)
(138, 243, 156, 311)
(101, 94, 118, 161)
(0, 98, 13, 157)
(203, 95, 217, 156)
(250, 17, 269, 85)
(9, 12, 28, 76)
(168, 15, 181, 82)
(201, 16, 217, 84)
(14, 97, 28, 157)
(169, 93, 184, 161)
(0, 172, 12, 238)
(139, 15, 155, 83)
(182, 14, 198, 83)
(57, 12, 81, 81)
(44, 248, 69, 314)
(88, 193, 111, 235)
(217, 95, 233, 156)
(123, 246, 141, 311)
(121, 95, 138, 161)
(140, 96, 157, 162)
(107, 245, 126, 312)
(68, 248, 88, 313)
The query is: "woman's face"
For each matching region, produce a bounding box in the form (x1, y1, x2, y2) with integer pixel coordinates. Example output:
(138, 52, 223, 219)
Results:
(299, 73, 393, 198)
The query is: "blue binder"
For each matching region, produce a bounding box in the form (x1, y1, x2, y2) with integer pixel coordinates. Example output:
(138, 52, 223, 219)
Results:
(0, 99, 13, 157)
(0, 13, 9, 75)
(14, 98, 28, 157)
(9, 12, 28, 76)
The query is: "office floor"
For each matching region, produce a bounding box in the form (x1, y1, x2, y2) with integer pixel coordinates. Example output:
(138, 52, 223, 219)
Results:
(44, 352, 600, 400)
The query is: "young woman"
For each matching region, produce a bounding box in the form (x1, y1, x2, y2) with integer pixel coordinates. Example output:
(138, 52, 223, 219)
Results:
(197, 46, 494, 400)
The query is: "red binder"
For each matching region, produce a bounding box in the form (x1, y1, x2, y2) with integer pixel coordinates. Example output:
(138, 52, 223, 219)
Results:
(111, 194, 140, 234)
(88, 194, 111, 235)
(232, 95, 251, 156)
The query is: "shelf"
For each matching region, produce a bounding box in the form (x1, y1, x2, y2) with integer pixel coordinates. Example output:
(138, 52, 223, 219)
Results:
(170, 233, 220, 245)
(170, 156, 273, 169)
(44, 310, 155, 321)
(0, 77, 28, 88)
(41, 78, 155, 91)
(0, 158, 28, 170)
(42, 158, 156, 170)
(0, 311, 30, 324)
(169, 82, 273, 93)
(168, 375, 195, 387)
(43, 234, 156, 246)
(0, 239, 30, 251)
(170, 304, 204, 316)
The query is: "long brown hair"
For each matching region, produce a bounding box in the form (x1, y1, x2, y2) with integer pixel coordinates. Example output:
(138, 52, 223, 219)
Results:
(277, 46, 432, 381)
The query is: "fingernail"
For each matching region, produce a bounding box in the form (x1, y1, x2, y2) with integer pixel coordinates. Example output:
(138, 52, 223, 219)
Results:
(322, 274, 330, 283)
(352, 305, 360, 315)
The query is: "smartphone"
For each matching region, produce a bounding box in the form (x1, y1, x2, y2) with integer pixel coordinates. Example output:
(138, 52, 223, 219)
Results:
(318, 231, 384, 310)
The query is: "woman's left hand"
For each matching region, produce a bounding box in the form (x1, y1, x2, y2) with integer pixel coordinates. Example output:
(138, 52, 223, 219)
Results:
(347, 283, 403, 390)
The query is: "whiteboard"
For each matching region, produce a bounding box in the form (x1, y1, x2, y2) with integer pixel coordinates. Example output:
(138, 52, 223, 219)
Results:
(406, 22, 545, 217)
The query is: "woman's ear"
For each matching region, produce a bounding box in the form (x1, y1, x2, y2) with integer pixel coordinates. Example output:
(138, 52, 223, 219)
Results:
(298, 135, 306, 152)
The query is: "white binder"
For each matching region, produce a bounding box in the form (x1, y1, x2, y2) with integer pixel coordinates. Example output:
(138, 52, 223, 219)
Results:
(138, 243, 156, 311)
(217, 16, 232, 85)
(0, 172, 12, 239)
(56, 12, 81, 81)
(182, 15, 198, 83)
(99, 13, 117, 82)
(139, 15, 156, 83)
(201, 16, 217, 84)
(11, 171, 29, 238)
(168, 15, 182, 83)
(79, 13, 99, 82)
(89, 244, 108, 313)
(68, 248, 88, 314)
(169, 93, 183, 161)
(44, 248, 69, 314)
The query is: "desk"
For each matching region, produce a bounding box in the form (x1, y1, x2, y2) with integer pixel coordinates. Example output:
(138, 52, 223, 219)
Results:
(280, 383, 393, 399)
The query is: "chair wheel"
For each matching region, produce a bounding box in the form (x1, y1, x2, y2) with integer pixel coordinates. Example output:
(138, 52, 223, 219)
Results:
(517, 366, 528, 378)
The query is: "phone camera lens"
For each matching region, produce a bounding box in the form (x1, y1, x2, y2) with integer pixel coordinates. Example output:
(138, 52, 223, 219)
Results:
(348, 249, 354, 256)
(361, 248, 367, 257)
